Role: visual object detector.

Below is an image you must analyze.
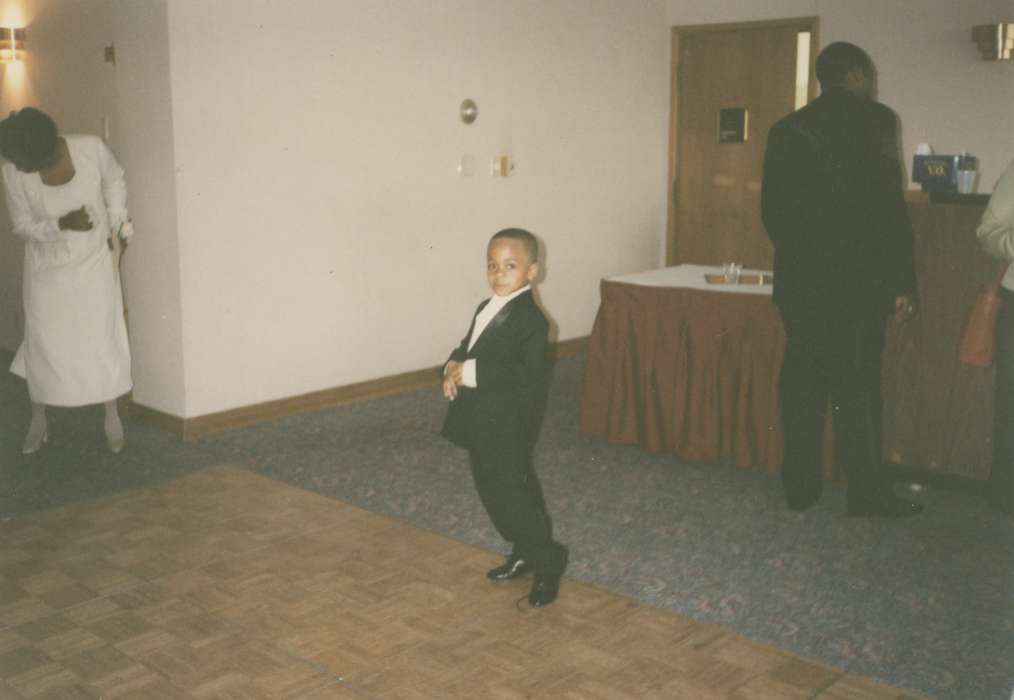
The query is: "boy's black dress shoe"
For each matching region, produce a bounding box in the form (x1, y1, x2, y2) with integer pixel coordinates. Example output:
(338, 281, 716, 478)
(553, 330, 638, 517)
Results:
(527, 572, 562, 607)
(847, 494, 924, 517)
(487, 555, 534, 581)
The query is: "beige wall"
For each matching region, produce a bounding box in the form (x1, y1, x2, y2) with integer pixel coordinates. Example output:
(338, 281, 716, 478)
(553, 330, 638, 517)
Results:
(4, 0, 1009, 422)
(166, 0, 670, 417)
(108, 0, 185, 416)
(666, 0, 1014, 190)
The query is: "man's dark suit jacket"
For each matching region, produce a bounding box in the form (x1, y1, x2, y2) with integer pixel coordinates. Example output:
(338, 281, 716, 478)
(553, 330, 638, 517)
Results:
(761, 86, 916, 316)
(441, 290, 549, 454)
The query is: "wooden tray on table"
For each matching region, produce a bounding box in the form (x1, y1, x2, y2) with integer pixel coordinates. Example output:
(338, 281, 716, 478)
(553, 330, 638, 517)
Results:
(703, 272, 773, 285)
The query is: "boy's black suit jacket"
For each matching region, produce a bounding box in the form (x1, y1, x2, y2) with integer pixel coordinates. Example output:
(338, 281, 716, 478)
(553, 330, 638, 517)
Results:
(441, 290, 549, 454)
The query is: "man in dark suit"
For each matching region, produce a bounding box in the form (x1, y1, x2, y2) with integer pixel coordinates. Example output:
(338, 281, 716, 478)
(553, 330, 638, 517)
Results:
(761, 42, 922, 516)
(442, 228, 568, 606)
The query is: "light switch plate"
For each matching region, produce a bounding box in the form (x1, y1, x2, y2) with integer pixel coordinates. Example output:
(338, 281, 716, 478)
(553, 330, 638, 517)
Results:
(491, 155, 513, 177)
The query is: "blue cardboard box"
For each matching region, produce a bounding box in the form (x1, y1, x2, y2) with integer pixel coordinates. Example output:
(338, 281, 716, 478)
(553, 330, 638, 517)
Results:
(913, 155, 956, 192)
(912, 154, 977, 193)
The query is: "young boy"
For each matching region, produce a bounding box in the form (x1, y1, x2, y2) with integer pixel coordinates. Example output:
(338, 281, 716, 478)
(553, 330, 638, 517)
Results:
(442, 228, 568, 607)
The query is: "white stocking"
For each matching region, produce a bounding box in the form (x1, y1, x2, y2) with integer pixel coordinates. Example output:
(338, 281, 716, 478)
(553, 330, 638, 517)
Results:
(104, 400, 123, 442)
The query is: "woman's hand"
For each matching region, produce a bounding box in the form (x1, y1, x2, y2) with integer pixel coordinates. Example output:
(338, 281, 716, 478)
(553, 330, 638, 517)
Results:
(58, 206, 93, 231)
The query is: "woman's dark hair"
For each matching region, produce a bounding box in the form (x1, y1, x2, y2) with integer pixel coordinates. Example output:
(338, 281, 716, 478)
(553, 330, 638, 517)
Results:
(815, 42, 873, 90)
(0, 108, 58, 172)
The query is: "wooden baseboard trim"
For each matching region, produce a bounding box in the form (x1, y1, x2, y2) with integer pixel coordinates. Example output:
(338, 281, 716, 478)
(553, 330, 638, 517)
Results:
(130, 336, 589, 441)
(551, 335, 589, 360)
(127, 401, 186, 439)
(182, 365, 443, 440)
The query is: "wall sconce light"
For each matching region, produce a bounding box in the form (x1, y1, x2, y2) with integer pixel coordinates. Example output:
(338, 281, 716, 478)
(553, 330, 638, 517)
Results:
(0, 27, 25, 64)
(460, 99, 478, 125)
(973, 23, 1014, 60)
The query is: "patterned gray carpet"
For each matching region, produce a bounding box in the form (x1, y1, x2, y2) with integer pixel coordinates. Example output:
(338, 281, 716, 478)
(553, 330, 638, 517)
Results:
(2, 352, 1012, 700)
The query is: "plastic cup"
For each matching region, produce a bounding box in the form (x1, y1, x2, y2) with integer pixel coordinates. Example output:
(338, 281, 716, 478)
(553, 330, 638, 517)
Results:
(956, 170, 976, 194)
(722, 262, 741, 283)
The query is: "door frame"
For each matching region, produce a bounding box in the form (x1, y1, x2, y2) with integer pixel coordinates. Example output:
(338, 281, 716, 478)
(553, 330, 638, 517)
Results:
(666, 17, 819, 265)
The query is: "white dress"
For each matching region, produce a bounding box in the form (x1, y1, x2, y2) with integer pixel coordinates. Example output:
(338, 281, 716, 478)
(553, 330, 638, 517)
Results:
(3, 134, 134, 406)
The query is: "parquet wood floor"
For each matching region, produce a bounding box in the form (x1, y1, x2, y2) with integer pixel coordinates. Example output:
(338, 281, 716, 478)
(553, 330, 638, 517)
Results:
(0, 466, 923, 699)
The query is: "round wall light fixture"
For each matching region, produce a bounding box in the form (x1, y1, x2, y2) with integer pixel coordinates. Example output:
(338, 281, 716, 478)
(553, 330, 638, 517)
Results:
(460, 99, 478, 125)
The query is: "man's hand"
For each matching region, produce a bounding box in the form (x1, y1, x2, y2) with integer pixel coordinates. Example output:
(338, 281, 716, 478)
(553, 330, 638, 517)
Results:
(58, 206, 93, 231)
(893, 294, 916, 321)
(443, 361, 465, 400)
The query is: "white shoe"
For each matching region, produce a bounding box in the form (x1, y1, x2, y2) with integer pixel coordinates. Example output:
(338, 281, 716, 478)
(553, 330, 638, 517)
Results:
(106, 432, 125, 454)
(22, 429, 48, 455)
(105, 407, 125, 453)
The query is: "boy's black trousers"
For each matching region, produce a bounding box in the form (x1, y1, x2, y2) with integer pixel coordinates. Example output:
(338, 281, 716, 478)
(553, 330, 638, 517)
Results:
(468, 442, 567, 576)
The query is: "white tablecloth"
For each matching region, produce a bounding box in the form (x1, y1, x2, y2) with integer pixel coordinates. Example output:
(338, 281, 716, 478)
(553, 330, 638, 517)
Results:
(607, 264, 773, 296)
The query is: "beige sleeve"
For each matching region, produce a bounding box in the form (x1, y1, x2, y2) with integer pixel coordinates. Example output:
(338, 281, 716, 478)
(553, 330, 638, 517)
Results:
(977, 161, 1014, 262)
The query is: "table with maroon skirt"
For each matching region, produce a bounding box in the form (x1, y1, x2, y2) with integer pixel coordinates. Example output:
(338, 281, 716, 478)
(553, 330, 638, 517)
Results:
(579, 264, 798, 472)
(582, 201, 1000, 482)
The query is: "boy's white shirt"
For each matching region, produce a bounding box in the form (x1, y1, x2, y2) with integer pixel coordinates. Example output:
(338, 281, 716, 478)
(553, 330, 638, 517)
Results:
(460, 284, 531, 388)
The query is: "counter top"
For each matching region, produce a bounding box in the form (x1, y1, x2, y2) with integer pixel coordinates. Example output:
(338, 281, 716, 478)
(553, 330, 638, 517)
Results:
(904, 191, 990, 205)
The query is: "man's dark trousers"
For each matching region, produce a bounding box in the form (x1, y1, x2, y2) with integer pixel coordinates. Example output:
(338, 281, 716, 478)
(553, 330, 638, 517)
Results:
(778, 303, 889, 508)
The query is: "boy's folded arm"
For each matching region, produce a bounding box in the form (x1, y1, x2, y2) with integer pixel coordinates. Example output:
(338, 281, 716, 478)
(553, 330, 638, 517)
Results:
(446, 302, 483, 366)
(474, 324, 548, 390)
(446, 332, 471, 367)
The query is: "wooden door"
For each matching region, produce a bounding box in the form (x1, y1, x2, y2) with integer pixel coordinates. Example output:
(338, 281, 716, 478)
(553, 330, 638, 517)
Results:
(667, 20, 817, 267)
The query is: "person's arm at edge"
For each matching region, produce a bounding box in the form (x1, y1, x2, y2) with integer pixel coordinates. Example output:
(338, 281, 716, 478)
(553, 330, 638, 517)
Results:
(977, 161, 1014, 263)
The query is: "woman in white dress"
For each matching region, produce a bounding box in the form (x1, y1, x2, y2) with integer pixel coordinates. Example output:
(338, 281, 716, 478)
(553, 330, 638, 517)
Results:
(0, 108, 134, 454)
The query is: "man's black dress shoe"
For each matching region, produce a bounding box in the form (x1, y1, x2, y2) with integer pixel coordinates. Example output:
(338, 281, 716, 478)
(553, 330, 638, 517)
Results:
(986, 492, 1014, 517)
(847, 494, 924, 518)
(527, 572, 562, 607)
(783, 477, 823, 512)
(486, 555, 534, 581)
(786, 488, 822, 512)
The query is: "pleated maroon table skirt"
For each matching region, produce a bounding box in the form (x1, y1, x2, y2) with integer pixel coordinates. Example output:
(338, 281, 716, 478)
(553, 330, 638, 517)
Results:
(580, 267, 796, 472)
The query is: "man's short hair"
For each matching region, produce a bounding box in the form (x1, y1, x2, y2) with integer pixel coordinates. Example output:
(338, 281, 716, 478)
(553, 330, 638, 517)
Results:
(815, 42, 873, 90)
(489, 228, 539, 263)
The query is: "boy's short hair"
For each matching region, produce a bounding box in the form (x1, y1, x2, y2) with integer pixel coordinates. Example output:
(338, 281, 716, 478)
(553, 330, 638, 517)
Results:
(489, 228, 539, 263)
(0, 108, 58, 173)
(815, 42, 873, 90)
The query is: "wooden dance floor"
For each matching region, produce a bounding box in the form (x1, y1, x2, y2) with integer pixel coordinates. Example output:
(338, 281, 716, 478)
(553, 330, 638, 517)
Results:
(0, 466, 922, 699)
